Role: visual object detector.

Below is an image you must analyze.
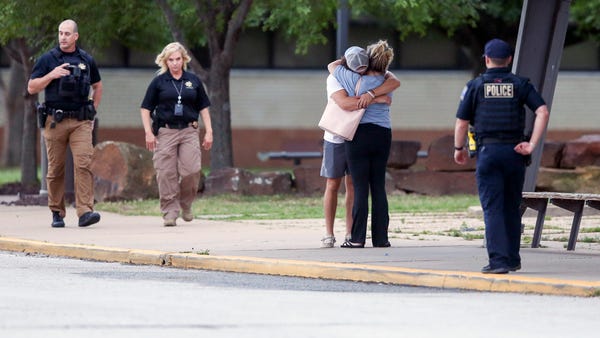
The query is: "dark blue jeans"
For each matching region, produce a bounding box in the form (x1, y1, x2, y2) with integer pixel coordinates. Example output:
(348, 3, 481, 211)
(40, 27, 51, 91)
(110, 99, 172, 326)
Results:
(476, 143, 526, 268)
(345, 123, 391, 246)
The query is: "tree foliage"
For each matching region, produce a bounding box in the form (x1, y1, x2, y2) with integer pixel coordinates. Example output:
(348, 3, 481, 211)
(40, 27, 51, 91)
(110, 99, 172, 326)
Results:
(571, 0, 600, 43)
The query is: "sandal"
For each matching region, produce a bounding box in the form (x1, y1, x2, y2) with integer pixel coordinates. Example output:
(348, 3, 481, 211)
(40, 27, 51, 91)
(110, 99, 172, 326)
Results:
(321, 235, 336, 248)
(341, 240, 365, 248)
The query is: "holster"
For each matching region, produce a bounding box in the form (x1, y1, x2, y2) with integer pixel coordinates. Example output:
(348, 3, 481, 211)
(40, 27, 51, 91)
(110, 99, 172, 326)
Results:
(152, 119, 160, 136)
(37, 103, 48, 129)
(82, 100, 97, 121)
(467, 127, 477, 158)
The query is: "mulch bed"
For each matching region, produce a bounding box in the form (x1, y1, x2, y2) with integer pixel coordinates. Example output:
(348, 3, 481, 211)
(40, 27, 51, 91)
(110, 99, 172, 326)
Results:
(0, 182, 47, 206)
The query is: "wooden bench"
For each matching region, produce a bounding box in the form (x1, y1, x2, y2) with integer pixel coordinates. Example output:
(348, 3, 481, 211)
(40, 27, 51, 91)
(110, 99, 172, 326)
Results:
(520, 192, 600, 250)
(257, 151, 322, 165)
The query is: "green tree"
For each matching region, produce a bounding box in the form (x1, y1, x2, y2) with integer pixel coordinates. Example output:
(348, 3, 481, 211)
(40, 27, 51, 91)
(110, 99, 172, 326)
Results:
(571, 0, 600, 42)
(153, 0, 476, 169)
(154, 0, 342, 170)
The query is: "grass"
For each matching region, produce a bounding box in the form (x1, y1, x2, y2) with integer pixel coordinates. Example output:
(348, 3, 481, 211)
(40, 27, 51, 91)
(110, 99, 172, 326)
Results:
(0, 167, 478, 220)
(95, 193, 480, 220)
(0, 168, 22, 185)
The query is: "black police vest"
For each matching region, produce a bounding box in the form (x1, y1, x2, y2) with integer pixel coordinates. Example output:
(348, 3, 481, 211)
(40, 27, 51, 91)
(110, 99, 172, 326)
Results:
(473, 72, 527, 140)
(45, 47, 92, 108)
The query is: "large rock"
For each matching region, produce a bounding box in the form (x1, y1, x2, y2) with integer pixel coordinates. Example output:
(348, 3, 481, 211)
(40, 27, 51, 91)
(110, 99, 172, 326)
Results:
(91, 141, 158, 201)
(560, 134, 600, 169)
(540, 141, 564, 168)
(204, 167, 253, 195)
(247, 171, 293, 195)
(536, 166, 600, 193)
(293, 165, 324, 195)
(387, 140, 421, 169)
(426, 135, 476, 172)
(203, 168, 292, 195)
(389, 168, 477, 195)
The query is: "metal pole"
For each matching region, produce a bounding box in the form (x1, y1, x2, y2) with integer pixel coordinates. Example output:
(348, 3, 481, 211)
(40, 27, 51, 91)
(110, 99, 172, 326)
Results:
(336, 0, 350, 57)
(512, 0, 571, 192)
(39, 131, 47, 196)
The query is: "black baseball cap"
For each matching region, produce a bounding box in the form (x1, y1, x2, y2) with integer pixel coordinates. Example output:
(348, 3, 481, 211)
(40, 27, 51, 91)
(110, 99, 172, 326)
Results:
(484, 39, 512, 58)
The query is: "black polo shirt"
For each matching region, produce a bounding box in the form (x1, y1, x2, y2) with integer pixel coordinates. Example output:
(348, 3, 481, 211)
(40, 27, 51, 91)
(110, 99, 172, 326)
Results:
(140, 70, 210, 124)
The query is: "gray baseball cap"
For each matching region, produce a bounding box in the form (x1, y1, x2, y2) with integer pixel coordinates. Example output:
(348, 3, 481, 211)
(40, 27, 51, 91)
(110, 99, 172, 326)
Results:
(344, 46, 369, 73)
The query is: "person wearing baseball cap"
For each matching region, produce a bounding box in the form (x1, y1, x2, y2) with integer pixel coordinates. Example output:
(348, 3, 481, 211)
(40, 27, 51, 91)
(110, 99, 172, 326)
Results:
(453, 38, 549, 274)
(318, 44, 400, 248)
(326, 40, 400, 249)
(484, 38, 513, 59)
(344, 46, 369, 74)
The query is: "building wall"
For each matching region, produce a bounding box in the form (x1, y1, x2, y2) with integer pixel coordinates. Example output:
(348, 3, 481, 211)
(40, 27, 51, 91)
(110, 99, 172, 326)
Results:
(1, 69, 599, 168)
(8, 68, 593, 129)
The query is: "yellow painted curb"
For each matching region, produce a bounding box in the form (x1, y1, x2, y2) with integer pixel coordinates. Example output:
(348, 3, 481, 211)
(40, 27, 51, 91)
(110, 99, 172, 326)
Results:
(175, 254, 600, 297)
(0, 237, 165, 266)
(2, 237, 599, 297)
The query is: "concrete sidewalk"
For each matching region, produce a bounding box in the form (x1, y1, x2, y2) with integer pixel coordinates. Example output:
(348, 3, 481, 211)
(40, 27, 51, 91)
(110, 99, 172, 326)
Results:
(1, 202, 600, 297)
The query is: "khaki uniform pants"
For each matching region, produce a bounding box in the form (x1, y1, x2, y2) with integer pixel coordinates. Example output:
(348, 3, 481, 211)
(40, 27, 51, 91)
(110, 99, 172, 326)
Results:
(153, 127, 202, 219)
(43, 117, 95, 217)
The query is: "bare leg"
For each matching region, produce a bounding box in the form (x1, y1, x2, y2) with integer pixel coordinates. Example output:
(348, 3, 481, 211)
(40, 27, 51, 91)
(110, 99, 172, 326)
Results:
(323, 177, 342, 236)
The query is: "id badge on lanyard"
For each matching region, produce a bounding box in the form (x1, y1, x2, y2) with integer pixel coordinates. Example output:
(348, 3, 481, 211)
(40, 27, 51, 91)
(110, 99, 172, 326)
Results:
(174, 103, 183, 116)
(172, 80, 184, 116)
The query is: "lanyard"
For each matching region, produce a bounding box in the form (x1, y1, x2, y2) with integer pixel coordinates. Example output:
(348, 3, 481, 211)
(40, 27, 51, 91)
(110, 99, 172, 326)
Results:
(171, 80, 183, 104)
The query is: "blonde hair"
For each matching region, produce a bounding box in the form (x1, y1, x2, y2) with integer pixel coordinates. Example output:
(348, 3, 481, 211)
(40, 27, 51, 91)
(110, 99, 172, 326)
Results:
(367, 40, 394, 73)
(155, 42, 192, 74)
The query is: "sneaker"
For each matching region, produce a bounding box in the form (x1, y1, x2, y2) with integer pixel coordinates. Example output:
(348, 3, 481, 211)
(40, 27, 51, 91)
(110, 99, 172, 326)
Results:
(78, 212, 100, 227)
(164, 218, 177, 227)
(509, 263, 522, 272)
(51, 211, 65, 228)
(182, 209, 194, 222)
(481, 265, 509, 274)
(321, 235, 336, 248)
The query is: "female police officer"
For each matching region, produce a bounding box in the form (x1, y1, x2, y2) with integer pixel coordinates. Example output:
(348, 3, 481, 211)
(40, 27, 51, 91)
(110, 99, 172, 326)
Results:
(454, 39, 549, 274)
(140, 42, 213, 227)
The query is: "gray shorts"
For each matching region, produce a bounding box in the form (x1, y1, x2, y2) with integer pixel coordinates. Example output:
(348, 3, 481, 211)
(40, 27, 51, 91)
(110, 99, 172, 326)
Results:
(320, 141, 349, 178)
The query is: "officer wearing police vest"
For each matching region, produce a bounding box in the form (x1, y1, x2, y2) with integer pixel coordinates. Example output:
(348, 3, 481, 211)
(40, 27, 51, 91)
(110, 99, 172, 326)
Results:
(27, 19, 103, 228)
(454, 39, 549, 274)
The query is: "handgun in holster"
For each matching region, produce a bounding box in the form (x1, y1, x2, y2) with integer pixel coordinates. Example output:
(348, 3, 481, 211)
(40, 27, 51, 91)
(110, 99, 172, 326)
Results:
(83, 100, 97, 120)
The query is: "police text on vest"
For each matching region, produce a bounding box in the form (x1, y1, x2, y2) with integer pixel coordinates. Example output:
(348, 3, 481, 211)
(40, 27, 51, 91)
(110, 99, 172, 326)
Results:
(484, 83, 513, 98)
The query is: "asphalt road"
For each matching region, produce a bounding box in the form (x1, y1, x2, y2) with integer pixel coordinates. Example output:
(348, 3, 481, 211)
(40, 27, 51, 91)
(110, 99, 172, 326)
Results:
(2, 251, 599, 338)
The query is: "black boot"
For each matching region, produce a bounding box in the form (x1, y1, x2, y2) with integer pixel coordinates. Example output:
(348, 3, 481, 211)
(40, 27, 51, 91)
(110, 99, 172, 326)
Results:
(51, 211, 65, 228)
(78, 211, 100, 227)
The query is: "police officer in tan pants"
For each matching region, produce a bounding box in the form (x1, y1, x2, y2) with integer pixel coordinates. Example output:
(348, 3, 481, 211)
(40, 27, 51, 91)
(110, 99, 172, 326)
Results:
(140, 42, 212, 227)
(28, 19, 102, 228)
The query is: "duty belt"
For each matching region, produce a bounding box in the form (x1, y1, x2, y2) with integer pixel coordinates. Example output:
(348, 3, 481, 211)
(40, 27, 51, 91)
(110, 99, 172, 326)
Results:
(164, 121, 198, 130)
(480, 137, 521, 145)
(47, 108, 81, 119)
